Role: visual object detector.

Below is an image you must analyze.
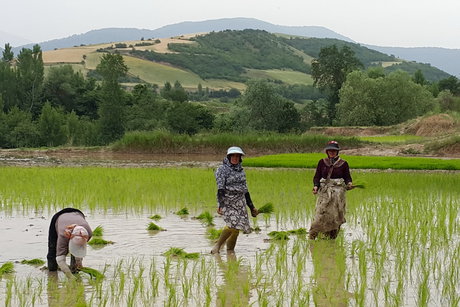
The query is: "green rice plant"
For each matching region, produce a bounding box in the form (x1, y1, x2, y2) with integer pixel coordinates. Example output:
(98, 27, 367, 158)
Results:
(0, 262, 14, 276)
(267, 231, 290, 240)
(79, 267, 104, 280)
(195, 211, 215, 226)
(287, 228, 307, 235)
(20, 259, 45, 266)
(149, 214, 162, 221)
(206, 227, 222, 240)
(358, 135, 424, 144)
(88, 238, 114, 245)
(258, 202, 274, 214)
(176, 207, 189, 215)
(92, 225, 104, 237)
(163, 247, 200, 260)
(244, 153, 460, 170)
(146, 222, 162, 231)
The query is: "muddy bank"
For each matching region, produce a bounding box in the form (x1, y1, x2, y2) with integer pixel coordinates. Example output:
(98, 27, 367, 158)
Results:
(0, 148, 223, 168)
(0, 143, 458, 168)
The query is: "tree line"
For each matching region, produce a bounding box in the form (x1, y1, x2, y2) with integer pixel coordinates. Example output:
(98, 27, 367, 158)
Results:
(1, 41, 459, 149)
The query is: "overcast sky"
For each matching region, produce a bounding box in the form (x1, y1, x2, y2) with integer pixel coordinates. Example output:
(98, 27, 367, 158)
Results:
(3, 0, 460, 48)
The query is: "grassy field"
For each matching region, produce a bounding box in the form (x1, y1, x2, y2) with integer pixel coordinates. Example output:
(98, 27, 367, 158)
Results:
(112, 131, 363, 154)
(357, 135, 425, 144)
(244, 153, 460, 170)
(122, 55, 206, 88)
(0, 167, 459, 306)
(244, 68, 314, 85)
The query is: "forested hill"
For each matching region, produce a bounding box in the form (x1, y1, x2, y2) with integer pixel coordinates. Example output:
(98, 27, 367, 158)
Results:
(129, 29, 450, 82)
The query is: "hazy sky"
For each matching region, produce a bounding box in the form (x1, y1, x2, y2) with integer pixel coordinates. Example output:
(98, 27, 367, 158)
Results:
(3, 0, 460, 48)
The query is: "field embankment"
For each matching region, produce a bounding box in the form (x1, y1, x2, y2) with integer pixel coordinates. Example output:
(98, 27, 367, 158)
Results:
(110, 130, 363, 155)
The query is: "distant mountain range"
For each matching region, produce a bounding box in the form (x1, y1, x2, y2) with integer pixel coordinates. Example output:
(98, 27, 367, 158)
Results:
(364, 45, 460, 79)
(2, 17, 459, 77)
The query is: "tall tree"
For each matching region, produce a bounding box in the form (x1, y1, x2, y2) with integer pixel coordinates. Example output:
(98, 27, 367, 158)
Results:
(337, 70, 434, 126)
(43, 65, 86, 113)
(96, 53, 128, 144)
(311, 45, 363, 123)
(242, 80, 300, 132)
(0, 44, 18, 111)
(38, 102, 66, 147)
(438, 76, 460, 96)
(16, 45, 44, 116)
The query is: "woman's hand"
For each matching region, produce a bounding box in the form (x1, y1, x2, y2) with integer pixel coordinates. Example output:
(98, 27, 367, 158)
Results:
(312, 186, 318, 194)
(251, 208, 259, 217)
(217, 207, 223, 215)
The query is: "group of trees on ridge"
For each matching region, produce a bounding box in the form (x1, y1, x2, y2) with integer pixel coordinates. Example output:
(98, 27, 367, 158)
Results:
(0, 30, 460, 149)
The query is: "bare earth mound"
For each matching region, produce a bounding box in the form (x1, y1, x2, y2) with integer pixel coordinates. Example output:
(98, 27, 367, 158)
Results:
(405, 114, 457, 136)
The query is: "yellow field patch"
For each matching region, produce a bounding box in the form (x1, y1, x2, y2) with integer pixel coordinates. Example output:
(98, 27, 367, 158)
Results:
(377, 61, 403, 68)
(244, 69, 313, 85)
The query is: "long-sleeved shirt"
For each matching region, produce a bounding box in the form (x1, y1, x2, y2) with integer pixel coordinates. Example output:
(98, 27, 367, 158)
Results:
(313, 157, 352, 187)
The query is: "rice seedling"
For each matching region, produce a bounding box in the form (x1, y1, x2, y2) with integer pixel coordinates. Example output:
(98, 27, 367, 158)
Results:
(163, 247, 200, 260)
(20, 258, 45, 266)
(175, 207, 189, 215)
(88, 238, 114, 245)
(0, 262, 14, 276)
(79, 267, 104, 280)
(149, 214, 162, 220)
(257, 202, 274, 214)
(287, 228, 307, 235)
(206, 227, 222, 240)
(92, 225, 104, 237)
(194, 211, 215, 226)
(146, 222, 163, 231)
(267, 231, 290, 240)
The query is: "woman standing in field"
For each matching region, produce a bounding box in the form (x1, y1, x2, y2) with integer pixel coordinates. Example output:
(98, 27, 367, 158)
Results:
(309, 141, 353, 240)
(211, 146, 258, 254)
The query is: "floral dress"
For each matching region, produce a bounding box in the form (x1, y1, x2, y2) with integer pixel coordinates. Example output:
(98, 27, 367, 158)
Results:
(215, 157, 251, 233)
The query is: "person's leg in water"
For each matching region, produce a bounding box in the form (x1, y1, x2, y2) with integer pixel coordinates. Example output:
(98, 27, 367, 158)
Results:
(226, 228, 240, 251)
(308, 227, 319, 240)
(326, 225, 341, 239)
(211, 227, 233, 254)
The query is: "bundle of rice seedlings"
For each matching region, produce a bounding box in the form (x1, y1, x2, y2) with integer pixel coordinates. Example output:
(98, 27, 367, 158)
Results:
(88, 238, 114, 246)
(176, 207, 189, 215)
(287, 228, 307, 235)
(149, 214, 162, 221)
(163, 247, 200, 259)
(258, 202, 274, 214)
(92, 225, 104, 237)
(267, 231, 290, 240)
(79, 267, 104, 280)
(146, 222, 162, 231)
(195, 211, 215, 226)
(20, 259, 45, 266)
(0, 262, 14, 276)
(206, 227, 223, 240)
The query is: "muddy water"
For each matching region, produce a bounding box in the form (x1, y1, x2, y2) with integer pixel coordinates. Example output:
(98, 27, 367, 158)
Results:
(0, 209, 271, 271)
(0, 209, 317, 306)
(0, 149, 223, 168)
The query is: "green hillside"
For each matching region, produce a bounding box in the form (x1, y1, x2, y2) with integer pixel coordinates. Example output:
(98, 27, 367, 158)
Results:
(127, 29, 448, 83)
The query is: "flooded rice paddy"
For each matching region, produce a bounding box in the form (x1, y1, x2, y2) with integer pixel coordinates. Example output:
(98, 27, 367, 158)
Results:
(0, 156, 459, 306)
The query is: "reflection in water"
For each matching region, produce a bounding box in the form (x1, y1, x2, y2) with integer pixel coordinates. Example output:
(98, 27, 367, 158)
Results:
(214, 252, 251, 307)
(47, 271, 87, 307)
(310, 239, 351, 307)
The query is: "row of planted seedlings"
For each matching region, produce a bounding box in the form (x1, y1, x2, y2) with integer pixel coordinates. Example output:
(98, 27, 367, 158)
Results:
(0, 167, 459, 305)
(343, 172, 460, 307)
